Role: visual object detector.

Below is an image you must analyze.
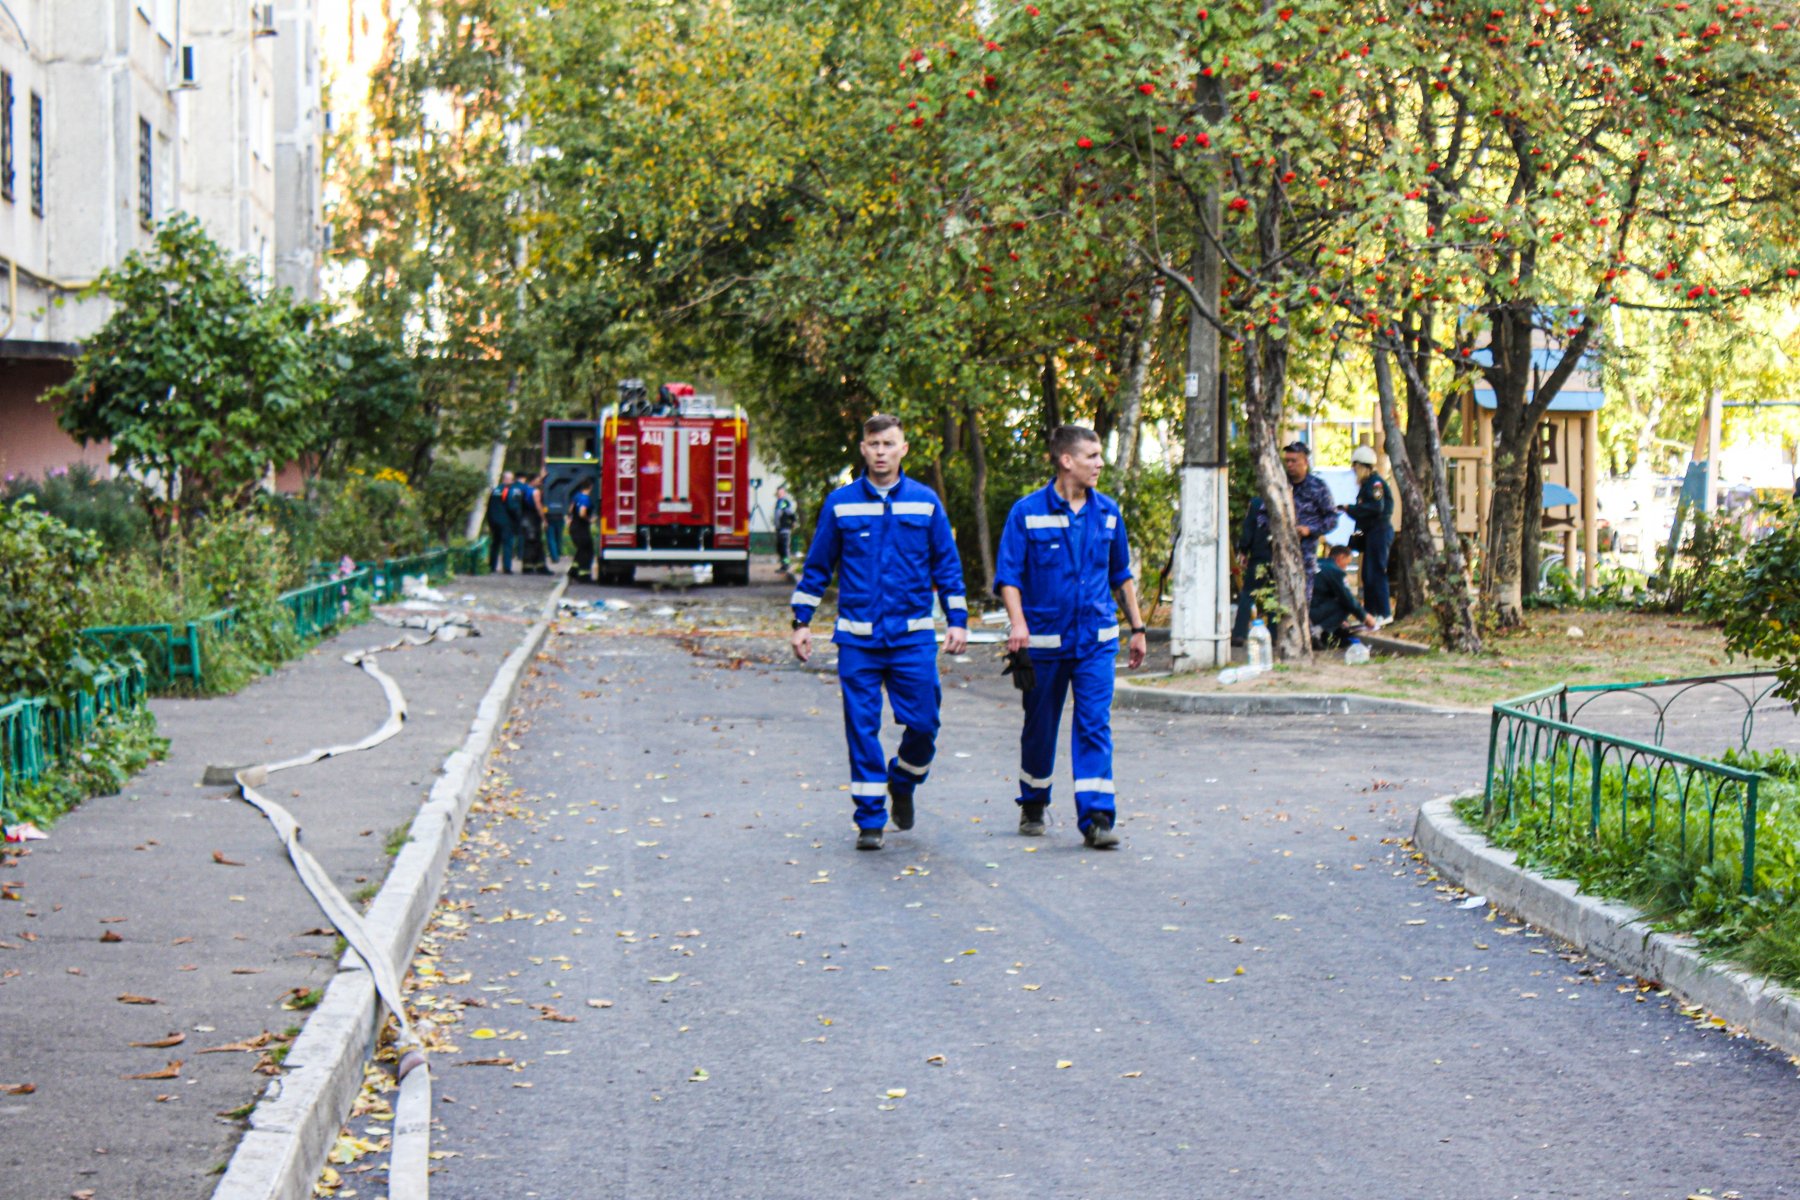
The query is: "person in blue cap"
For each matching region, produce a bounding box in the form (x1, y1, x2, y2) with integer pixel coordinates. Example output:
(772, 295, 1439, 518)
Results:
(789, 414, 970, 851)
(994, 425, 1147, 849)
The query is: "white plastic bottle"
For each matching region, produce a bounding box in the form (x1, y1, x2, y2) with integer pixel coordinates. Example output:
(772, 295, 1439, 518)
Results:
(1246, 618, 1273, 674)
(1344, 638, 1370, 666)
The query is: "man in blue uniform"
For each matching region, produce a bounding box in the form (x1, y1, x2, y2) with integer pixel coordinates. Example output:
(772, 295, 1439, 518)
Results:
(1341, 445, 1394, 624)
(790, 414, 970, 851)
(995, 426, 1147, 849)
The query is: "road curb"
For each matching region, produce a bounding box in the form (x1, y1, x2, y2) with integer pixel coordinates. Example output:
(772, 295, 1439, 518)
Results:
(213, 578, 567, 1200)
(1413, 792, 1800, 1060)
(1116, 676, 1465, 716)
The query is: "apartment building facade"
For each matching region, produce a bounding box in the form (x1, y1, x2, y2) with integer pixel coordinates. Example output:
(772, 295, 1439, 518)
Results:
(0, 0, 325, 481)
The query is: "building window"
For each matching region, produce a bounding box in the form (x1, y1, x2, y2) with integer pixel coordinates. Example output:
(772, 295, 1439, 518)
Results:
(138, 118, 153, 228)
(29, 92, 43, 217)
(1, 72, 14, 204)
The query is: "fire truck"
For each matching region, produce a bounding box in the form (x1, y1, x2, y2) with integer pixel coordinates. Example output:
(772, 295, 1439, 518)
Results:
(540, 380, 752, 586)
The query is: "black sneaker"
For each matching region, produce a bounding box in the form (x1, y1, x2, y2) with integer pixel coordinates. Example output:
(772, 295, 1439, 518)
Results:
(1018, 803, 1047, 837)
(856, 828, 884, 851)
(1084, 813, 1120, 849)
(889, 785, 915, 831)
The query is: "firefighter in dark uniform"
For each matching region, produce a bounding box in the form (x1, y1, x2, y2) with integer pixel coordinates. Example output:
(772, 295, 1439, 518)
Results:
(1342, 445, 1394, 623)
(568, 477, 597, 584)
(1309, 544, 1372, 647)
(773, 486, 798, 573)
(486, 471, 518, 574)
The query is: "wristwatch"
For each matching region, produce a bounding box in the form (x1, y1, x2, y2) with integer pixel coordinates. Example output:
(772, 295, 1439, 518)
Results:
(1130, 626, 1147, 635)
(792, 618, 809, 630)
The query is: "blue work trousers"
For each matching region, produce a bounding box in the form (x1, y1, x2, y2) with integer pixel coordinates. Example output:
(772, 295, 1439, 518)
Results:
(1017, 646, 1116, 832)
(836, 641, 941, 831)
(545, 515, 565, 562)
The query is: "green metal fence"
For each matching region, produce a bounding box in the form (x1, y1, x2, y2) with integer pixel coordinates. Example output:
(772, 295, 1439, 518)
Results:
(7, 543, 491, 813)
(1483, 673, 1784, 896)
(0, 663, 147, 820)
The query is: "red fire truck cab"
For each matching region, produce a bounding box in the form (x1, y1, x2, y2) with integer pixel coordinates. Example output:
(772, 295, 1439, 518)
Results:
(542, 381, 751, 586)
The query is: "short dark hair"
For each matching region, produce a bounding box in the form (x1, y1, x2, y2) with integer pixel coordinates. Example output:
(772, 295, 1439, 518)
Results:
(863, 413, 903, 437)
(1282, 441, 1311, 456)
(1329, 542, 1353, 559)
(1048, 424, 1101, 466)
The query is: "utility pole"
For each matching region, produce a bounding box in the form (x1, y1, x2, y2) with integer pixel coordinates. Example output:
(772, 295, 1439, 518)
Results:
(1168, 187, 1230, 672)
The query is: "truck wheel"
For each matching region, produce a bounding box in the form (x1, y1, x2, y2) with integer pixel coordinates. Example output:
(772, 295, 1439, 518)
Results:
(598, 563, 634, 586)
(715, 561, 750, 587)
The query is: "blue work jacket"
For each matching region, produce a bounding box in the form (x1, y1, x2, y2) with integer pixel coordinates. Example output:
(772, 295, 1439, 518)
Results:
(994, 482, 1134, 659)
(790, 472, 969, 648)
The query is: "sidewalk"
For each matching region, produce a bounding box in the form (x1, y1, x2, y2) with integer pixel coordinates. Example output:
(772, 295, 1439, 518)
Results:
(0, 571, 558, 1200)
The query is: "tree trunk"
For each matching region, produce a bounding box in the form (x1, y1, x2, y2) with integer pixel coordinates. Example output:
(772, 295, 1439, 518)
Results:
(1041, 354, 1060, 444)
(964, 402, 995, 592)
(1372, 347, 1482, 653)
(1244, 336, 1310, 661)
(1111, 274, 1164, 478)
(1522, 438, 1543, 599)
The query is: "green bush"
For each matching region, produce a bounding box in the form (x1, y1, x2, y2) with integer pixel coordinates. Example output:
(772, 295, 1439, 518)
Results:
(1712, 499, 1800, 701)
(417, 460, 487, 544)
(0, 464, 149, 553)
(0, 498, 103, 704)
(310, 473, 428, 563)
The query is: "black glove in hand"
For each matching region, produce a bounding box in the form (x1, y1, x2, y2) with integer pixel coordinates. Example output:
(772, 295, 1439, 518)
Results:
(1002, 648, 1036, 695)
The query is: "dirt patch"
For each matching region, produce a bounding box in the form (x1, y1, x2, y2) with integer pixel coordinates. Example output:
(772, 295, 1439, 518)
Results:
(1143, 610, 1757, 709)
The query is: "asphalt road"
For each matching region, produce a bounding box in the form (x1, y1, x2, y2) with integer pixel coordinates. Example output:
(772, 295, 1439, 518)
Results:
(402, 577, 1800, 1200)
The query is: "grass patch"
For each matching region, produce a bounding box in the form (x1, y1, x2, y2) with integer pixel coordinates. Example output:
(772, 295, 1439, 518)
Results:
(383, 824, 412, 857)
(1457, 745, 1800, 991)
(1146, 610, 1754, 708)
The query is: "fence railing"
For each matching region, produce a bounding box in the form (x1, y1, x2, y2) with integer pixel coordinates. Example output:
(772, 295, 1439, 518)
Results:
(1483, 673, 1786, 896)
(0, 662, 147, 819)
(5, 539, 490, 820)
(77, 541, 488, 692)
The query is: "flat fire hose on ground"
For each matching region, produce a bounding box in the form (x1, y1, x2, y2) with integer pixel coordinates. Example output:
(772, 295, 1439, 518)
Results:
(213, 631, 451, 1200)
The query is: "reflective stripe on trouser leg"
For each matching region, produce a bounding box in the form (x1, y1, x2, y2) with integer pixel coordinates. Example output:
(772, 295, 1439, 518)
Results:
(1018, 656, 1074, 805)
(836, 644, 890, 830)
(1070, 646, 1117, 831)
(884, 641, 943, 798)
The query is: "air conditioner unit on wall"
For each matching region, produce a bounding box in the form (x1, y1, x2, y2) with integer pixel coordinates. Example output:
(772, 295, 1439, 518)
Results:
(172, 45, 198, 90)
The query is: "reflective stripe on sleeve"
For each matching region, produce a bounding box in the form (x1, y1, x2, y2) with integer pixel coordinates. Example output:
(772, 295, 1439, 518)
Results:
(836, 619, 874, 636)
(1106, 514, 1118, 529)
(1019, 771, 1053, 788)
(944, 595, 968, 611)
(1025, 514, 1070, 529)
(891, 501, 935, 516)
(849, 781, 888, 797)
(834, 502, 885, 518)
(894, 757, 929, 778)
(1097, 625, 1120, 642)
(1027, 634, 1062, 649)
(790, 590, 823, 607)
(906, 617, 937, 633)
(1072, 778, 1116, 794)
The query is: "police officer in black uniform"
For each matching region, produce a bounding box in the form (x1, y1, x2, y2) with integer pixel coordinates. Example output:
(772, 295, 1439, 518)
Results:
(1342, 445, 1395, 623)
(486, 471, 519, 574)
